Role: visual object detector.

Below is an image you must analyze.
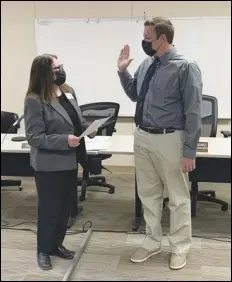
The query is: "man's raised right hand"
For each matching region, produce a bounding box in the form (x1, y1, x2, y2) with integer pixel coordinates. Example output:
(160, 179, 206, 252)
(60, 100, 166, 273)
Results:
(117, 45, 133, 72)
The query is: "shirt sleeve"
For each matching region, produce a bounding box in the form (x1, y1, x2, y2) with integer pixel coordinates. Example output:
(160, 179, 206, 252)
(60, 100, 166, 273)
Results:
(118, 67, 140, 102)
(180, 61, 203, 159)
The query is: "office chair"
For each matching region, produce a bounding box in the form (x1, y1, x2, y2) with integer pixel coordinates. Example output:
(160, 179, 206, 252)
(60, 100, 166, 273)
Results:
(78, 102, 120, 201)
(163, 95, 230, 216)
(1, 111, 23, 191)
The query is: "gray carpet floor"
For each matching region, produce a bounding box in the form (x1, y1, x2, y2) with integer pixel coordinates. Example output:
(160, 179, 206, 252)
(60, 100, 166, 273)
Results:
(1, 173, 231, 237)
(1, 172, 231, 281)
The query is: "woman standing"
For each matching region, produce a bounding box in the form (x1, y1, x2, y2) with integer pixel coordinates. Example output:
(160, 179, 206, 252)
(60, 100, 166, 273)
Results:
(24, 54, 88, 270)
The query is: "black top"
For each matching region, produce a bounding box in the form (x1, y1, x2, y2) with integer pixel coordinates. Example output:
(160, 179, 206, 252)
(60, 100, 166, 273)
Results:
(58, 92, 86, 164)
(58, 92, 82, 136)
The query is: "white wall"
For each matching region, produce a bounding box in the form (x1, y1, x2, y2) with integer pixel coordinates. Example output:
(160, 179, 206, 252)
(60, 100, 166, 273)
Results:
(1, 1, 231, 167)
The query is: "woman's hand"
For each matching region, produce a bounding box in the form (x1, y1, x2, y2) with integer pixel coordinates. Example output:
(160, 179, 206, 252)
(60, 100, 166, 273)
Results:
(68, 135, 80, 147)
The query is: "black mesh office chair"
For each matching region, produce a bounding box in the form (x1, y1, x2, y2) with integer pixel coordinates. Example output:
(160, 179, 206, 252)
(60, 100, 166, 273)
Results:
(163, 95, 230, 215)
(1, 111, 22, 191)
(78, 102, 120, 201)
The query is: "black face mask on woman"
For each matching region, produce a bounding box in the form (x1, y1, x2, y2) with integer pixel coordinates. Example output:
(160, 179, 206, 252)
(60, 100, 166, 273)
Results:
(54, 69, 66, 86)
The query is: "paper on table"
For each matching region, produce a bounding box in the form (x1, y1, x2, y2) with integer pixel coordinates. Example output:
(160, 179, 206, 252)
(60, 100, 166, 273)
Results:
(80, 116, 112, 138)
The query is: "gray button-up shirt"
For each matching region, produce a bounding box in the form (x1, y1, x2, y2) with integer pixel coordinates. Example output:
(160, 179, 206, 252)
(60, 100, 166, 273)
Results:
(118, 47, 203, 159)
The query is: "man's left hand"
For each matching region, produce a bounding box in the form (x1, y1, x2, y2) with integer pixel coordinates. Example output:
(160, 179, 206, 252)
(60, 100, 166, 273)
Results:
(182, 158, 196, 173)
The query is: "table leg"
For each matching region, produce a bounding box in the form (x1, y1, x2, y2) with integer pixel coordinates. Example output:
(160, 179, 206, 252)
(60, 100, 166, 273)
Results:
(191, 182, 198, 217)
(132, 173, 143, 231)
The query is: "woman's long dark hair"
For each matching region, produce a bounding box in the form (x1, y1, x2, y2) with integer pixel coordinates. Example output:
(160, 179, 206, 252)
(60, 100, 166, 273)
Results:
(25, 53, 57, 103)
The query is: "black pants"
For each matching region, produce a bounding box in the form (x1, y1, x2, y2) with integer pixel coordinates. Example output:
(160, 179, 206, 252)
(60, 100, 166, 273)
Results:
(70, 162, 89, 217)
(34, 169, 78, 254)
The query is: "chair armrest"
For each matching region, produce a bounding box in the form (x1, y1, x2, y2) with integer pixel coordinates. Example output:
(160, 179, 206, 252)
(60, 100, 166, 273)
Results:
(221, 131, 231, 138)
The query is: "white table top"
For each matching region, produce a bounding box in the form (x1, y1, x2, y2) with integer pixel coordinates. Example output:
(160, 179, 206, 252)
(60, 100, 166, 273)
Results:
(1, 134, 231, 159)
(1, 134, 101, 155)
(98, 135, 231, 159)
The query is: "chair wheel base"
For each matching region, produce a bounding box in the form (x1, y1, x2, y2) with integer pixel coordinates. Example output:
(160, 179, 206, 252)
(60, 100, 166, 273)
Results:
(221, 204, 228, 211)
(79, 195, 85, 202)
(19, 186, 23, 191)
(109, 187, 115, 194)
(211, 192, 216, 198)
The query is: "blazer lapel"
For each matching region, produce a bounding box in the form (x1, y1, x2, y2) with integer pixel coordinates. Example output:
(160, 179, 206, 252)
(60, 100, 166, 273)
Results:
(66, 95, 84, 131)
(49, 99, 73, 126)
(60, 85, 82, 121)
(68, 97, 83, 121)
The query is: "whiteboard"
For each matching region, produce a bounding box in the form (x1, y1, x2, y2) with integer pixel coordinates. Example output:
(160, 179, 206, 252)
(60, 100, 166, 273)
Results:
(35, 17, 231, 118)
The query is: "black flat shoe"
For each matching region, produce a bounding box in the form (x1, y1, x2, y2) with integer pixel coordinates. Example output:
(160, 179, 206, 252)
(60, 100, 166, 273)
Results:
(37, 252, 52, 270)
(50, 245, 75, 260)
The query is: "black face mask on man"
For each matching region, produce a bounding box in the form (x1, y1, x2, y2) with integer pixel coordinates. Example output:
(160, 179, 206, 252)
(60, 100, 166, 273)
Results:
(142, 36, 162, 57)
(142, 40, 156, 56)
(54, 69, 66, 86)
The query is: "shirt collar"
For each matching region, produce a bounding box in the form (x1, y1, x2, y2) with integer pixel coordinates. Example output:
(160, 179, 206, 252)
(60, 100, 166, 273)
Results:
(153, 46, 177, 65)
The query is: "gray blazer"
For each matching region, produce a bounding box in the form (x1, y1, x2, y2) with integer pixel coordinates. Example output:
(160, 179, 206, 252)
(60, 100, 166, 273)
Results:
(24, 85, 87, 172)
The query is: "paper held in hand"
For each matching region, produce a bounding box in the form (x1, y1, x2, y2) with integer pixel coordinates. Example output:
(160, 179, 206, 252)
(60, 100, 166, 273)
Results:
(80, 116, 112, 138)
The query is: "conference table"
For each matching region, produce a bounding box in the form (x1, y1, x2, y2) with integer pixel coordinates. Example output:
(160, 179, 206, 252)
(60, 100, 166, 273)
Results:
(1, 134, 100, 177)
(1, 133, 231, 231)
(97, 134, 231, 230)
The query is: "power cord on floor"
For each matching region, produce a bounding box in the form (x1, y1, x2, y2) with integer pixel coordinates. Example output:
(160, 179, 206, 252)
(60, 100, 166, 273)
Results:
(1, 219, 89, 234)
(1, 219, 10, 227)
(1, 219, 36, 228)
(1, 220, 231, 243)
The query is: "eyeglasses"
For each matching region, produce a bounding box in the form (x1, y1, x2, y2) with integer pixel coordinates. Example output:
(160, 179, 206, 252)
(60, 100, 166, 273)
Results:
(52, 64, 63, 71)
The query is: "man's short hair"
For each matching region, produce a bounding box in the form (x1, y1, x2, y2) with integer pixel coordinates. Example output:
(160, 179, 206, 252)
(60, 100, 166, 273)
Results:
(144, 17, 174, 44)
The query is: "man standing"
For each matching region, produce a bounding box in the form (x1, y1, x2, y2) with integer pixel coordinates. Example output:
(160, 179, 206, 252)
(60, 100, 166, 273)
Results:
(118, 17, 202, 270)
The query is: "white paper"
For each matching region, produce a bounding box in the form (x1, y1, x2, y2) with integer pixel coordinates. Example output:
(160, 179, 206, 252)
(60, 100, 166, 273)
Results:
(80, 116, 112, 138)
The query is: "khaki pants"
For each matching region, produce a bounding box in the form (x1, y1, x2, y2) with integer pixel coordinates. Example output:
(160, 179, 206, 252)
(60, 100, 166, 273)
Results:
(134, 128, 191, 255)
